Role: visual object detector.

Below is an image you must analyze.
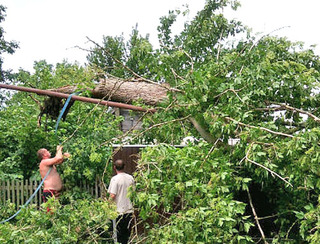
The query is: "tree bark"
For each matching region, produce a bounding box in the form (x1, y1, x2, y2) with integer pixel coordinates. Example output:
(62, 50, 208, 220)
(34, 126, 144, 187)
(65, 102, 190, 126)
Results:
(91, 78, 168, 105)
(189, 117, 216, 143)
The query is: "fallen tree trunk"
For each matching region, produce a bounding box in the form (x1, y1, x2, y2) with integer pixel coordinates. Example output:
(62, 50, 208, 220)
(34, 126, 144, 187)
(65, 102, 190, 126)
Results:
(7, 77, 215, 143)
(51, 78, 169, 105)
(91, 78, 168, 105)
(51, 78, 214, 143)
(0, 84, 154, 112)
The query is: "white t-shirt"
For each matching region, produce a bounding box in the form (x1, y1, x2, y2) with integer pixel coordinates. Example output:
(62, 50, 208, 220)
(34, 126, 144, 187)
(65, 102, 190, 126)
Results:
(108, 172, 134, 214)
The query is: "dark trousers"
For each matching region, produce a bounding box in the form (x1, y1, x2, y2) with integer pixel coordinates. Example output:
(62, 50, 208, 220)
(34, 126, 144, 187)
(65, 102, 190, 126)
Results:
(42, 189, 59, 213)
(115, 213, 133, 244)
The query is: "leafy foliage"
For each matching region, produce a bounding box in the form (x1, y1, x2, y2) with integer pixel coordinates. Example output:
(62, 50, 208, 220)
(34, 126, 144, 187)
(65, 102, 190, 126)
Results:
(0, 61, 122, 183)
(0, 5, 18, 106)
(2, 0, 320, 242)
(132, 144, 253, 243)
(87, 26, 156, 79)
(0, 193, 117, 243)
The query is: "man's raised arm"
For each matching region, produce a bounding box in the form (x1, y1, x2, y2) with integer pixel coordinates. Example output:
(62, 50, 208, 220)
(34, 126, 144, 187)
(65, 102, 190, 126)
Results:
(41, 146, 64, 166)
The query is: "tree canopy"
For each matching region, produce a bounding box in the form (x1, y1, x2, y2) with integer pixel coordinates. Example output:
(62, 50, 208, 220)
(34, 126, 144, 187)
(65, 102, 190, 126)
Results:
(2, 0, 320, 242)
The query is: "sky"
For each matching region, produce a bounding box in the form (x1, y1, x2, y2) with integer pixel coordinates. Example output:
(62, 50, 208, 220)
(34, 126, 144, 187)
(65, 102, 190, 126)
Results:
(1, 0, 320, 73)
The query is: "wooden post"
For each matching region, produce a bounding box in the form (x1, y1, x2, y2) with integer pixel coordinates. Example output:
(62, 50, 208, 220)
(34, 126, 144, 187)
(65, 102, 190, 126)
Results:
(28, 179, 32, 205)
(24, 179, 28, 205)
(0, 181, 4, 203)
(33, 180, 37, 206)
(15, 180, 20, 207)
(6, 180, 10, 204)
(20, 180, 24, 206)
(11, 180, 14, 206)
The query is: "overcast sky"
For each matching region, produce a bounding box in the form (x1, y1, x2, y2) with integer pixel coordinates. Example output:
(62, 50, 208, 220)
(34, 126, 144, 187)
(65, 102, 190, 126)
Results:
(2, 0, 320, 73)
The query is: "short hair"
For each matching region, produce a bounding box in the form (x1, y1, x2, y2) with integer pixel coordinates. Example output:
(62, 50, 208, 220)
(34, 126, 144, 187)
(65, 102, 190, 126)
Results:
(37, 148, 47, 160)
(114, 159, 125, 171)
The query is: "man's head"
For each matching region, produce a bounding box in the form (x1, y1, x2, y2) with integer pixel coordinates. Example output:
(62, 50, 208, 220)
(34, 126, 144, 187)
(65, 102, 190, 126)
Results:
(37, 148, 51, 160)
(114, 159, 125, 172)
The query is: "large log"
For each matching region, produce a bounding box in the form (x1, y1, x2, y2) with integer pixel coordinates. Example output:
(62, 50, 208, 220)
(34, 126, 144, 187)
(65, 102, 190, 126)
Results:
(1, 80, 215, 142)
(91, 78, 168, 105)
(50, 79, 214, 142)
(50, 78, 169, 106)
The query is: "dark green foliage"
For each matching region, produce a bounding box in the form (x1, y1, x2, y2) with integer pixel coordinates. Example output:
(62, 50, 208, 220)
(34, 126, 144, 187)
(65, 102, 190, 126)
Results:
(132, 144, 253, 243)
(87, 26, 156, 80)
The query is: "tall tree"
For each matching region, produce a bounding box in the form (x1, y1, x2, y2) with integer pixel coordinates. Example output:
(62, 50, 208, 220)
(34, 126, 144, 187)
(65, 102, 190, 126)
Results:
(0, 5, 18, 108)
(3, 0, 320, 242)
(0, 5, 18, 83)
(85, 0, 320, 242)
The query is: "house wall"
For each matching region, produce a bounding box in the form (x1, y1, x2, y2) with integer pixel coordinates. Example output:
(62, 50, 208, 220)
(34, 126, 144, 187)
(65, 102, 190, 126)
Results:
(116, 108, 143, 133)
(112, 146, 141, 175)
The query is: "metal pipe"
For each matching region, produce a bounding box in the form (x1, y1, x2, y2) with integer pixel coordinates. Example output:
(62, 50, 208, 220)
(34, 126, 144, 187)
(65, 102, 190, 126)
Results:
(0, 83, 156, 113)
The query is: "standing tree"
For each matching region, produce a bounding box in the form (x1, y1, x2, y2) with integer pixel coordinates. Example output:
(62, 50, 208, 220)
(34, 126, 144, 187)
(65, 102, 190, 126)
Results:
(87, 0, 320, 242)
(0, 5, 18, 83)
(0, 4, 18, 108)
(2, 0, 320, 242)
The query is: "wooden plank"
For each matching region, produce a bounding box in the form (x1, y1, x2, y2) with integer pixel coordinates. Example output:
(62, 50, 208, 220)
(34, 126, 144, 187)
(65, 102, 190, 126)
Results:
(32, 180, 36, 206)
(0, 181, 3, 203)
(1, 181, 5, 203)
(24, 179, 28, 205)
(32, 180, 36, 205)
(11, 180, 15, 206)
(20, 180, 24, 206)
(6, 180, 11, 202)
(28, 179, 32, 204)
(19, 180, 23, 206)
(16, 180, 20, 207)
(33, 180, 37, 205)
(33, 180, 38, 206)
(6, 180, 10, 204)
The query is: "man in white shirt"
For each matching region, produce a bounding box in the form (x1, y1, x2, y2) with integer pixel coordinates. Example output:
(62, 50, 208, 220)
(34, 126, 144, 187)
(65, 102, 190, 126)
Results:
(108, 159, 134, 244)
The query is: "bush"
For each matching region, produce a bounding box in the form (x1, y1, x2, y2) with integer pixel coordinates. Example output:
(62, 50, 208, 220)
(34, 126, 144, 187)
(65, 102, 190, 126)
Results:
(0, 196, 117, 243)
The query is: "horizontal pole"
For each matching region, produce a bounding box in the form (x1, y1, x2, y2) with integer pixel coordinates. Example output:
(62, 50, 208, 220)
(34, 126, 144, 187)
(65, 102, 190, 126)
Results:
(0, 83, 156, 113)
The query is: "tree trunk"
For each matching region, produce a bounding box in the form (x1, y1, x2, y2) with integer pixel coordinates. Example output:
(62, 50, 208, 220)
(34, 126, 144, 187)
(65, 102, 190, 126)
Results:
(91, 78, 168, 105)
(52, 78, 168, 105)
(51, 78, 214, 143)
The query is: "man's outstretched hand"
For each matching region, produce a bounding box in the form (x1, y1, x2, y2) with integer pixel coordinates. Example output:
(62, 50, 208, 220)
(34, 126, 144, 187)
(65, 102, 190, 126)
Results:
(63, 152, 71, 158)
